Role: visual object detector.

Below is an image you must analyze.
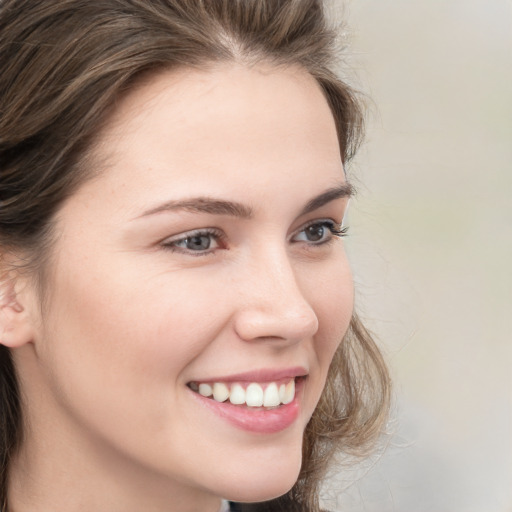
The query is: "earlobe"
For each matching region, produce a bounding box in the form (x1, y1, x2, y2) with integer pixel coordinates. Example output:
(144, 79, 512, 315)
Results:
(0, 273, 36, 348)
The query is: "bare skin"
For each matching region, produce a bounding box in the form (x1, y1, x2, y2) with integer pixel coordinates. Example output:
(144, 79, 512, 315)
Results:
(5, 63, 353, 512)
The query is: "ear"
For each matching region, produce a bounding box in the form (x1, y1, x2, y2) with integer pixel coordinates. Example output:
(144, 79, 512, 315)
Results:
(0, 270, 37, 348)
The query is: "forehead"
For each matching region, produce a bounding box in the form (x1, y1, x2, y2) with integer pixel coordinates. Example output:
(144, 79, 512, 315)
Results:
(106, 62, 335, 131)
(82, 63, 344, 213)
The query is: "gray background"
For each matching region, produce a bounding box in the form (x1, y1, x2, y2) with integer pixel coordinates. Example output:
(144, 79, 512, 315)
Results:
(322, 1, 511, 511)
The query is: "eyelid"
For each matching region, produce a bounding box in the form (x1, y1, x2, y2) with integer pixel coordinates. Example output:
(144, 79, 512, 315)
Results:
(342, 198, 350, 226)
(158, 215, 348, 255)
(160, 227, 225, 254)
(290, 218, 348, 245)
(291, 218, 341, 237)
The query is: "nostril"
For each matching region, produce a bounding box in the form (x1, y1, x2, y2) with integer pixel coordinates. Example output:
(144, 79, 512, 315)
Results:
(233, 304, 318, 343)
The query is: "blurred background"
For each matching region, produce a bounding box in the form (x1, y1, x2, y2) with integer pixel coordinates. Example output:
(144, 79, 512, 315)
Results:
(322, 1, 512, 511)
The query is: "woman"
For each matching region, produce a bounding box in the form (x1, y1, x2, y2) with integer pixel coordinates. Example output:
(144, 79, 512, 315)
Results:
(0, 1, 390, 511)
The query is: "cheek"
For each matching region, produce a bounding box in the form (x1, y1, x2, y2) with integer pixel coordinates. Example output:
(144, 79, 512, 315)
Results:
(294, 254, 353, 423)
(35, 262, 233, 472)
(312, 255, 354, 355)
(41, 258, 230, 398)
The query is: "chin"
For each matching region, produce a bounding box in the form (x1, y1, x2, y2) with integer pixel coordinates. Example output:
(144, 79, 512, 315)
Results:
(223, 478, 297, 504)
(217, 451, 302, 504)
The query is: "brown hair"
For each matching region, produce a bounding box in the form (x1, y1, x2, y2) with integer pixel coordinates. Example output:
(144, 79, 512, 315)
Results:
(0, 1, 390, 510)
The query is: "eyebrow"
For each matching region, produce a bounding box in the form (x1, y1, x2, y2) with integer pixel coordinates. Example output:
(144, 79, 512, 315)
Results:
(139, 197, 253, 219)
(298, 182, 354, 216)
(137, 182, 353, 220)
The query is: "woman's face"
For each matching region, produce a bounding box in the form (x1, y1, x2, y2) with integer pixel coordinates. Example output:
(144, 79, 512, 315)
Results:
(22, 64, 353, 507)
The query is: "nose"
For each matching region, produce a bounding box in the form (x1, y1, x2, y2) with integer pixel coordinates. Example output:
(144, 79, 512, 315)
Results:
(233, 248, 319, 344)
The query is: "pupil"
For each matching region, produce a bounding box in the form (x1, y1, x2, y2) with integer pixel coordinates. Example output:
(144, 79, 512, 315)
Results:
(306, 225, 324, 241)
(186, 235, 210, 251)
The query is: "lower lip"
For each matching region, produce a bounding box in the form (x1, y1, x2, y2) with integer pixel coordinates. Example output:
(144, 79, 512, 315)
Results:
(190, 380, 303, 434)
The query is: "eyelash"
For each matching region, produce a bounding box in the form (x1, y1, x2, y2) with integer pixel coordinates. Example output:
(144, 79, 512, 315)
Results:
(296, 220, 348, 245)
(161, 227, 225, 255)
(160, 220, 348, 256)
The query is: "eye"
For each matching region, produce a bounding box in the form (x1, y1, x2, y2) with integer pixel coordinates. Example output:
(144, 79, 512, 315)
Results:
(161, 228, 224, 255)
(292, 220, 348, 245)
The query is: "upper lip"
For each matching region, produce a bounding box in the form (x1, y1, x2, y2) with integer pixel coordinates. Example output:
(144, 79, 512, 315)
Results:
(189, 366, 308, 384)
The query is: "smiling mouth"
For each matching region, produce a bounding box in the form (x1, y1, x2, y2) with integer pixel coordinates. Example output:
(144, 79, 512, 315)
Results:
(187, 377, 303, 409)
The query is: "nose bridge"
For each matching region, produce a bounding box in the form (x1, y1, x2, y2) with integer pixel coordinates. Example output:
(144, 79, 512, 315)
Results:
(234, 243, 319, 343)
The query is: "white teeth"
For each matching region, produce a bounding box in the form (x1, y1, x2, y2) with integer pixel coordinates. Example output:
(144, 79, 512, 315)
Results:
(213, 382, 230, 402)
(282, 379, 295, 405)
(279, 384, 286, 403)
(245, 383, 264, 407)
(229, 384, 246, 405)
(192, 378, 298, 407)
(263, 382, 280, 407)
(198, 383, 213, 397)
